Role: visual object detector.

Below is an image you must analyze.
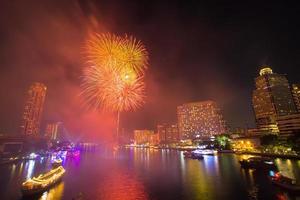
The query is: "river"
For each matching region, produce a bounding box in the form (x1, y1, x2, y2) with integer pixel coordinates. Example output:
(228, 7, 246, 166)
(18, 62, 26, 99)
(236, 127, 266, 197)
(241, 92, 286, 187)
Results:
(0, 147, 300, 200)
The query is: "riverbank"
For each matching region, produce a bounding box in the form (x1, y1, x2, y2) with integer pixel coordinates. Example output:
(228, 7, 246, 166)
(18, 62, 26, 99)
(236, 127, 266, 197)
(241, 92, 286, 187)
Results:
(236, 151, 300, 160)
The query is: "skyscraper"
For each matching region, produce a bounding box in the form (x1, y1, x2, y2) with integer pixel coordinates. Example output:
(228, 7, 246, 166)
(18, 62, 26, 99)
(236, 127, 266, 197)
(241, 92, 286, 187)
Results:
(21, 82, 47, 135)
(133, 130, 155, 145)
(157, 123, 179, 144)
(292, 84, 300, 112)
(177, 101, 226, 140)
(252, 66, 297, 133)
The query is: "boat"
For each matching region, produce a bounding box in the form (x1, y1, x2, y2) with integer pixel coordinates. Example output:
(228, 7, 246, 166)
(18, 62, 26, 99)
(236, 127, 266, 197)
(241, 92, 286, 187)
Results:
(0, 156, 20, 165)
(24, 153, 38, 160)
(51, 158, 63, 168)
(21, 164, 65, 196)
(269, 172, 300, 192)
(192, 149, 218, 156)
(239, 156, 277, 170)
(183, 151, 204, 160)
(191, 152, 204, 160)
(183, 151, 192, 158)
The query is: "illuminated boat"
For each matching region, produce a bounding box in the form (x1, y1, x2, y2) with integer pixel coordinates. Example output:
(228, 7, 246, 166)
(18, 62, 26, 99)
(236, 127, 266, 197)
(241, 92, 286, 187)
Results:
(24, 153, 38, 160)
(192, 149, 218, 156)
(21, 166, 65, 196)
(184, 151, 204, 160)
(239, 156, 277, 170)
(0, 156, 20, 165)
(269, 172, 300, 192)
(52, 159, 63, 168)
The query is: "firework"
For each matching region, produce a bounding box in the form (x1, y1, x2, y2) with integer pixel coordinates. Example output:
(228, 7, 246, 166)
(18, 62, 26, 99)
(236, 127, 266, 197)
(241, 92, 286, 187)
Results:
(81, 66, 145, 112)
(85, 33, 148, 74)
(119, 35, 148, 74)
(82, 32, 148, 141)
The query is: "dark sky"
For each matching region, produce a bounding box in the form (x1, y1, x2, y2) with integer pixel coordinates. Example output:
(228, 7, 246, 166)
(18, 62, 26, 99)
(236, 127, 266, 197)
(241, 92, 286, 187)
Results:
(0, 0, 300, 140)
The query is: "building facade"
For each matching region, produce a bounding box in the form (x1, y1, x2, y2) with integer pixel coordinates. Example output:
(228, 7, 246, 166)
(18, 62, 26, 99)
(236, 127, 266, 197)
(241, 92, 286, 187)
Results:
(177, 101, 226, 140)
(276, 113, 300, 135)
(21, 82, 47, 135)
(157, 123, 179, 144)
(292, 84, 300, 112)
(252, 66, 297, 133)
(134, 130, 155, 145)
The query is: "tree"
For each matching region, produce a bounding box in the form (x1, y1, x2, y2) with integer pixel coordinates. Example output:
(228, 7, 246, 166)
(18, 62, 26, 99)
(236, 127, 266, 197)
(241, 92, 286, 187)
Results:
(215, 134, 231, 150)
(260, 134, 278, 146)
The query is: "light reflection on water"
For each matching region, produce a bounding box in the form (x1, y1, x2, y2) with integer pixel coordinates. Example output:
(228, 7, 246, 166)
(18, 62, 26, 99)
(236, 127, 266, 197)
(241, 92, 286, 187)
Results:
(39, 182, 64, 200)
(26, 160, 35, 179)
(0, 149, 300, 200)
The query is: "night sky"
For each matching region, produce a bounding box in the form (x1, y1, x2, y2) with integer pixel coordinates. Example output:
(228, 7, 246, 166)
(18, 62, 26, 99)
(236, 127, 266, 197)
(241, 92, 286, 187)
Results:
(0, 0, 300, 140)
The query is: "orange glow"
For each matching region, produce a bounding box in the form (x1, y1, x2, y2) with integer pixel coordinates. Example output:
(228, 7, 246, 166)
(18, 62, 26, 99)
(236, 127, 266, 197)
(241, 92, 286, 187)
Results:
(97, 170, 147, 200)
(81, 33, 148, 112)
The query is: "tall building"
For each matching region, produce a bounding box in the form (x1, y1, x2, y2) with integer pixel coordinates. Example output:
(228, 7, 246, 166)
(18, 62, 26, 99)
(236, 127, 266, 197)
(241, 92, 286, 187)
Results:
(252, 66, 297, 133)
(134, 130, 155, 145)
(157, 123, 179, 144)
(177, 101, 226, 140)
(21, 82, 47, 135)
(45, 122, 63, 140)
(276, 113, 300, 135)
(292, 84, 300, 112)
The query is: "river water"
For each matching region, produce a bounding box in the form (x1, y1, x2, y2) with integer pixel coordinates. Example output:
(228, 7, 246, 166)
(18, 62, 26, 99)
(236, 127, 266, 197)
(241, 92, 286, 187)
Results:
(0, 148, 300, 200)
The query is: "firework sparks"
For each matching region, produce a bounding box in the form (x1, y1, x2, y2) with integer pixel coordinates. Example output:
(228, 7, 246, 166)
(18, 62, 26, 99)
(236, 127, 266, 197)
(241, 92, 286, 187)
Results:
(81, 66, 145, 112)
(81, 33, 148, 113)
(86, 33, 148, 74)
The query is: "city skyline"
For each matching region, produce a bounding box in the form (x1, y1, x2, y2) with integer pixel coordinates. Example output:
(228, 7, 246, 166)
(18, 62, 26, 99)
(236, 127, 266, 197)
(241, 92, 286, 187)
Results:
(1, 1, 300, 141)
(1, 2, 300, 200)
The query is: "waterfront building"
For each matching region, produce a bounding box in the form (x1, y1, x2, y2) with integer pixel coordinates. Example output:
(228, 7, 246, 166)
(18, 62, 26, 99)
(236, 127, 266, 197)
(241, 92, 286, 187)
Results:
(276, 113, 300, 135)
(177, 101, 226, 140)
(252, 66, 297, 133)
(157, 123, 179, 144)
(149, 133, 160, 145)
(292, 84, 300, 112)
(45, 122, 63, 140)
(133, 130, 155, 145)
(21, 82, 47, 135)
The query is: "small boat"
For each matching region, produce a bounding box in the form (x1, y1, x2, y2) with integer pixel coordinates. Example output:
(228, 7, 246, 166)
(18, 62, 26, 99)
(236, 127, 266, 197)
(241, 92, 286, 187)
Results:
(269, 172, 300, 192)
(183, 151, 193, 158)
(192, 149, 217, 156)
(0, 156, 20, 165)
(239, 156, 277, 170)
(51, 158, 63, 168)
(191, 152, 204, 160)
(24, 153, 38, 160)
(21, 165, 65, 196)
(183, 151, 204, 160)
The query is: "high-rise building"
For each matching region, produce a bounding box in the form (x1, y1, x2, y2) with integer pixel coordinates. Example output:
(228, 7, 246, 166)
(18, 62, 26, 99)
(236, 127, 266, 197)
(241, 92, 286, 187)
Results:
(292, 84, 300, 112)
(134, 130, 155, 145)
(157, 123, 179, 144)
(252, 66, 297, 133)
(276, 113, 300, 135)
(177, 101, 226, 140)
(45, 122, 63, 140)
(21, 82, 47, 135)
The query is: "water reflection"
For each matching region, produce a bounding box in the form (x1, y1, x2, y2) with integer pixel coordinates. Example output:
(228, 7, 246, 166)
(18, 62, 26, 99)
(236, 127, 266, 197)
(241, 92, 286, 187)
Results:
(97, 171, 147, 200)
(39, 182, 65, 200)
(275, 159, 299, 180)
(1, 150, 300, 200)
(26, 160, 35, 179)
